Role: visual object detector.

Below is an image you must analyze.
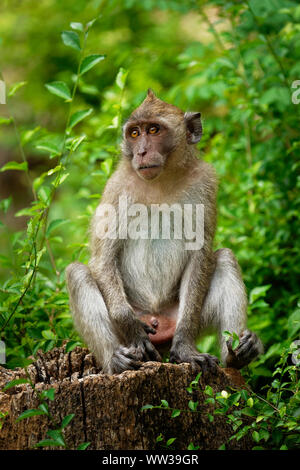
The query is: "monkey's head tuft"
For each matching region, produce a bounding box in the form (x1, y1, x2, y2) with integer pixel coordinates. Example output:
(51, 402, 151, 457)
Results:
(121, 90, 202, 181)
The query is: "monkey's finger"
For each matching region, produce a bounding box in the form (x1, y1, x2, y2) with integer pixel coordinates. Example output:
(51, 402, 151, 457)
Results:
(236, 340, 260, 362)
(235, 331, 257, 355)
(140, 322, 156, 335)
(236, 330, 252, 349)
(111, 354, 142, 374)
(194, 354, 219, 374)
(226, 339, 235, 354)
(144, 341, 162, 362)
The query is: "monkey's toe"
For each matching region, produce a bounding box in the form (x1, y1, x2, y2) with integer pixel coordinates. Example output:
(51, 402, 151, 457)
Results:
(193, 353, 220, 374)
(170, 348, 219, 375)
(109, 346, 143, 374)
(226, 330, 263, 368)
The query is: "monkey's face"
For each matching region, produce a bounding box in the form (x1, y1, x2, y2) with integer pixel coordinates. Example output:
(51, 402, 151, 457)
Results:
(122, 119, 176, 181)
(122, 90, 203, 181)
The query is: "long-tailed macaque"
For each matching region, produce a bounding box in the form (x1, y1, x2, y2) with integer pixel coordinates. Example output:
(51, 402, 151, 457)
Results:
(66, 89, 263, 374)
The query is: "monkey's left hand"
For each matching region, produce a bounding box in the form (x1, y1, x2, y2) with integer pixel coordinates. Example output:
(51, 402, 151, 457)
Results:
(170, 342, 220, 374)
(124, 319, 163, 364)
(225, 329, 263, 369)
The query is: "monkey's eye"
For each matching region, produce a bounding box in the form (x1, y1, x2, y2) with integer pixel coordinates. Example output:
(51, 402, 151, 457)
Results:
(130, 129, 139, 138)
(148, 125, 159, 135)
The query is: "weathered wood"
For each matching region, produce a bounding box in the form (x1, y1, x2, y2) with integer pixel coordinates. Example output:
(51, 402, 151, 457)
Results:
(0, 347, 250, 450)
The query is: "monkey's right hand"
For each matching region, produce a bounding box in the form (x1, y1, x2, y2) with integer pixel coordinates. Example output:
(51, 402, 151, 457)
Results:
(111, 315, 162, 374)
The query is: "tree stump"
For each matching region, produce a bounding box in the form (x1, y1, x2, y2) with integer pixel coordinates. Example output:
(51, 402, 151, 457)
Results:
(0, 347, 251, 450)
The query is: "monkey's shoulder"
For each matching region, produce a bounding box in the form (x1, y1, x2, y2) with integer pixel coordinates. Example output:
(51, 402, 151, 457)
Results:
(185, 160, 218, 200)
(189, 159, 217, 184)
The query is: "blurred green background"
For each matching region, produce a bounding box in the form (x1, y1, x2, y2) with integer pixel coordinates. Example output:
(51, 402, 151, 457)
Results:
(0, 0, 299, 386)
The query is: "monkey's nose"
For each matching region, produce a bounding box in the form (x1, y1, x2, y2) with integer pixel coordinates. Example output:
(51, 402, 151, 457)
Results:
(138, 150, 147, 157)
(150, 317, 159, 329)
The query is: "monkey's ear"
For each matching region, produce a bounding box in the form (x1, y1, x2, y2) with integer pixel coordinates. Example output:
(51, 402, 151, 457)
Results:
(147, 88, 156, 100)
(184, 112, 202, 144)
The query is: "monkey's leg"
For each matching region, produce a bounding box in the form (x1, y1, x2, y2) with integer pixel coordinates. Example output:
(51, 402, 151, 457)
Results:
(66, 262, 153, 374)
(170, 250, 221, 374)
(202, 248, 263, 368)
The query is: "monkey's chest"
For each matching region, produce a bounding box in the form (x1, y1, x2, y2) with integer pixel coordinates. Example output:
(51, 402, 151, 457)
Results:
(119, 238, 189, 311)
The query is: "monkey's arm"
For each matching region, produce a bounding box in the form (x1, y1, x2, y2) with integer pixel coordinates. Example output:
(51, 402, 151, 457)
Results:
(170, 169, 220, 372)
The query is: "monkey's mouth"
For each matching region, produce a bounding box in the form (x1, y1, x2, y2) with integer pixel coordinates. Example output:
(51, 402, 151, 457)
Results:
(138, 164, 161, 170)
(137, 164, 162, 180)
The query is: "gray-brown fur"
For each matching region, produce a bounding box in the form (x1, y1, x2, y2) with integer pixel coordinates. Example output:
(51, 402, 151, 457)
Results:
(66, 90, 263, 374)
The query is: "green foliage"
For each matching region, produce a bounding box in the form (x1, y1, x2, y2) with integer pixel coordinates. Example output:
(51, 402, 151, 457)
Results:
(142, 346, 300, 449)
(0, 0, 299, 449)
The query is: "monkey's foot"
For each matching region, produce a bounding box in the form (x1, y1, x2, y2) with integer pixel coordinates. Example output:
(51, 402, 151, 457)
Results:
(110, 338, 162, 374)
(170, 344, 219, 374)
(110, 346, 143, 374)
(225, 329, 263, 369)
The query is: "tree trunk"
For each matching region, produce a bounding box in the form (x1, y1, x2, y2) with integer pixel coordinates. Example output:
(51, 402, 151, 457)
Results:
(0, 347, 251, 450)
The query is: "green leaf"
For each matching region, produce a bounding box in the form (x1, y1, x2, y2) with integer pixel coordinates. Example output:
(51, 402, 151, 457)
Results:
(65, 340, 81, 353)
(36, 140, 62, 157)
(249, 285, 271, 304)
(54, 172, 69, 186)
(171, 409, 181, 418)
(187, 442, 200, 450)
(247, 397, 254, 407)
(16, 408, 47, 421)
(46, 219, 69, 236)
(60, 413, 75, 429)
(61, 31, 81, 51)
(69, 134, 86, 152)
(2, 209, 14, 224)
(45, 81, 72, 101)
(188, 400, 198, 411)
(70, 22, 84, 32)
(161, 399, 169, 408)
(0, 117, 13, 125)
(40, 388, 55, 401)
(116, 67, 128, 90)
(42, 329, 56, 340)
(204, 385, 213, 396)
(85, 17, 98, 31)
(205, 398, 215, 405)
(38, 403, 49, 415)
(3, 378, 29, 391)
(46, 429, 65, 447)
(288, 308, 300, 338)
(21, 126, 40, 145)
(69, 108, 93, 129)
(0, 161, 28, 172)
(166, 438, 176, 446)
(141, 404, 154, 410)
(35, 439, 62, 448)
(190, 372, 202, 385)
(8, 81, 27, 97)
(77, 442, 91, 450)
(79, 54, 105, 76)
(222, 330, 232, 340)
(101, 158, 113, 176)
(252, 431, 260, 443)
